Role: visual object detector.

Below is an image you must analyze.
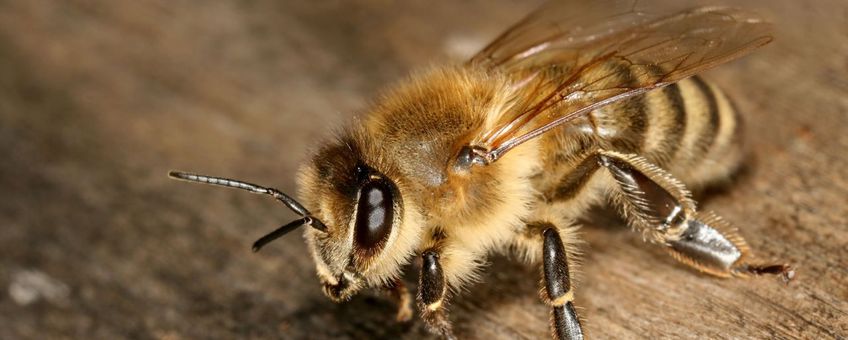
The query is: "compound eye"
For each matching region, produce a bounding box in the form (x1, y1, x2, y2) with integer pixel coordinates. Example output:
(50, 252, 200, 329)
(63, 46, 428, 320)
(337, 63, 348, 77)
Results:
(353, 179, 394, 251)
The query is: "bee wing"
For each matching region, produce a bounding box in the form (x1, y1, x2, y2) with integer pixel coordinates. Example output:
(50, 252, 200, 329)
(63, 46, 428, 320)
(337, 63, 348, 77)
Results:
(469, 1, 773, 162)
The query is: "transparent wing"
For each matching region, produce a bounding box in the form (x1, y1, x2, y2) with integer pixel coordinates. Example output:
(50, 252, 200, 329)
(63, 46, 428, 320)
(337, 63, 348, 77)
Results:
(468, 0, 773, 162)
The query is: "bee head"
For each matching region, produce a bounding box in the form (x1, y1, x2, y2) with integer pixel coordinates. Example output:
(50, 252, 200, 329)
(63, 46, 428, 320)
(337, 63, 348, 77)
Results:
(296, 135, 423, 302)
(168, 132, 423, 302)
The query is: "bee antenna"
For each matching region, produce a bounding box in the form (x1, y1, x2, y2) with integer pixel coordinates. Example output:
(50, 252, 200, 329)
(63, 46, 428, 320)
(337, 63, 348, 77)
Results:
(168, 171, 328, 247)
(251, 217, 314, 252)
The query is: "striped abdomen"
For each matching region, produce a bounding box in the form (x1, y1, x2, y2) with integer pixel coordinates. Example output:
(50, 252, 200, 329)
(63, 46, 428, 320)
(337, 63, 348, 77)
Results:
(537, 67, 744, 197)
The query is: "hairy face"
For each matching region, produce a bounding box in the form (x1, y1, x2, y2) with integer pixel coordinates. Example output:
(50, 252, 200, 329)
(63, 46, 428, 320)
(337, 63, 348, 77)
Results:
(297, 132, 423, 301)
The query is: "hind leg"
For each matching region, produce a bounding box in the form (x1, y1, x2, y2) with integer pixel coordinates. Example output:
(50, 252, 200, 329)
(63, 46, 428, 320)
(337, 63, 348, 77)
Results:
(545, 148, 792, 280)
(596, 149, 793, 280)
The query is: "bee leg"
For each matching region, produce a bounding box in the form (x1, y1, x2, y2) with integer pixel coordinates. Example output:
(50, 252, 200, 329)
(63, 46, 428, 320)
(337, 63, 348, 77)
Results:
(418, 249, 456, 340)
(383, 279, 414, 322)
(597, 150, 793, 281)
(535, 224, 584, 340)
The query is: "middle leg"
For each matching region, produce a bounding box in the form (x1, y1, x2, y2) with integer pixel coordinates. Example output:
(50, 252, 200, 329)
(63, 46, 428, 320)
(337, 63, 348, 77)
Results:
(525, 220, 585, 340)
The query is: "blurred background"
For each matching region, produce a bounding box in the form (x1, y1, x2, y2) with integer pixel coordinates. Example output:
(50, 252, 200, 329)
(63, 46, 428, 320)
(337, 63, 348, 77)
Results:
(0, 0, 846, 339)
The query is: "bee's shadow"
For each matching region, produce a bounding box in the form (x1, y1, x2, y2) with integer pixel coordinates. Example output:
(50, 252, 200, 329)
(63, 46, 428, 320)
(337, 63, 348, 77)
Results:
(281, 210, 625, 339)
(280, 257, 545, 339)
(280, 291, 431, 339)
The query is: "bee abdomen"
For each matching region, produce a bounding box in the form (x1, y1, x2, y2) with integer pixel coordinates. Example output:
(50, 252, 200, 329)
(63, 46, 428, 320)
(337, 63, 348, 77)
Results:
(663, 76, 744, 188)
(541, 71, 744, 199)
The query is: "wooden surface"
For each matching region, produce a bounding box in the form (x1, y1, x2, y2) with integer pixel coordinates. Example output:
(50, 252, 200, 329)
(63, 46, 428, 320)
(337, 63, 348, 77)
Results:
(1, 1, 846, 339)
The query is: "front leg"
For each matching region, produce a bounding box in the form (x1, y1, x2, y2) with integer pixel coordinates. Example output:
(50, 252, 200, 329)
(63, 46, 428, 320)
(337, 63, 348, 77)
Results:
(418, 249, 456, 340)
(597, 150, 793, 280)
(383, 279, 414, 323)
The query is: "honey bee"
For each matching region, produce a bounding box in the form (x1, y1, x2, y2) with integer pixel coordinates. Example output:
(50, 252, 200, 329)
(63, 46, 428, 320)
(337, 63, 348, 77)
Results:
(169, 1, 794, 338)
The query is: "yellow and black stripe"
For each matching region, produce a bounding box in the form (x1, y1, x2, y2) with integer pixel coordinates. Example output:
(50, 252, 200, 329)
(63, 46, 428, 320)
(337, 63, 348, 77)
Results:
(543, 59, 744, 198)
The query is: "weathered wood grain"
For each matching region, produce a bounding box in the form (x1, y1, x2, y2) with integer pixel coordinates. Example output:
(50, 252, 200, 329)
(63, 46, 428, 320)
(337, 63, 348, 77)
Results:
(0, 1, 845, 339)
